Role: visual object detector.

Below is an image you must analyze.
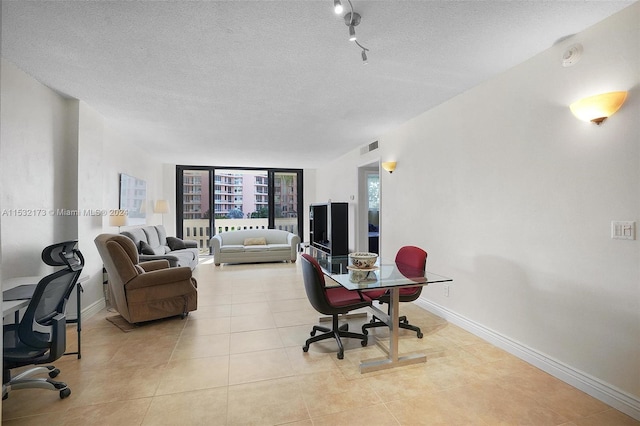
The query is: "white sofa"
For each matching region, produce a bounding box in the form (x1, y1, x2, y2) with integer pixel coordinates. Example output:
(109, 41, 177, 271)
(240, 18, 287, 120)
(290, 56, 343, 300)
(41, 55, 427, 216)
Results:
(210, 229, 300, 266)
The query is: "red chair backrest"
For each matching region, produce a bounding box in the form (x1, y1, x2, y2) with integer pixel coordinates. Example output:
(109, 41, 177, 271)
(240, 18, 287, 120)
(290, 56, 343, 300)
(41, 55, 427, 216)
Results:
(301, 253, 334, 315)
(395, 246, 427, 296)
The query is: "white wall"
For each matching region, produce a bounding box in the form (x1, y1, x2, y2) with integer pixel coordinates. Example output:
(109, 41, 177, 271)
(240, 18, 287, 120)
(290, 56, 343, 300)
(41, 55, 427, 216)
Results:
(315, 2, 639, 412)
(1, 58, 165, 319)
(0, 60, 77, 278)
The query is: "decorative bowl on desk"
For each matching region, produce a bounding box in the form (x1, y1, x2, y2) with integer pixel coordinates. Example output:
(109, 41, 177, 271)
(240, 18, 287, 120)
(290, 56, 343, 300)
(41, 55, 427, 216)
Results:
(347, 265, 379, 283)
(348, 252, 378, 269)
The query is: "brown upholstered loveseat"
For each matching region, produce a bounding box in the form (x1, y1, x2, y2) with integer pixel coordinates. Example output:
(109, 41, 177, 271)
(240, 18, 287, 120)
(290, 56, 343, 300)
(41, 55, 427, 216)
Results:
(95, 234, 198, 324)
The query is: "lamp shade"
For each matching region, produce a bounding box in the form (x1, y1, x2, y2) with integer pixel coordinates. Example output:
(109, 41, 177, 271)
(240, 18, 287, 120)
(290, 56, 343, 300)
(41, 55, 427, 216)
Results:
(154, 200, 169, 214)
(381, 161, 397, 173)
(109, 210, 128, 227)
(570, 91, 628, 125)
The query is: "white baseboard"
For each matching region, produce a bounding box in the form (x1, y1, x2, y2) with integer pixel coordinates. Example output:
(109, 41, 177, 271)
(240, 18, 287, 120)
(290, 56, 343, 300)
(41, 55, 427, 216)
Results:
(415, 298, 640, 421)
(81, 297, 106, 321)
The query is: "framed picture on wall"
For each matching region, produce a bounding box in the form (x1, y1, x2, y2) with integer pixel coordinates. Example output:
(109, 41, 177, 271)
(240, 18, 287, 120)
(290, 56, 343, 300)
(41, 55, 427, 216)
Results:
(119, 173, 146, 225)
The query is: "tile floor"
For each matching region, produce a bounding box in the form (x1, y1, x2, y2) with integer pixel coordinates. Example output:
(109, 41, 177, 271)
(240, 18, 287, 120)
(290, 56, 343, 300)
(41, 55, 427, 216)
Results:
(2, 257, 639, 425)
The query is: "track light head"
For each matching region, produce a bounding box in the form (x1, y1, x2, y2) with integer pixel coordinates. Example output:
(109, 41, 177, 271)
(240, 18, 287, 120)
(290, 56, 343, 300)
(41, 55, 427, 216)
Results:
(333, 0, 343, 14)
(348, 25, 356, 41)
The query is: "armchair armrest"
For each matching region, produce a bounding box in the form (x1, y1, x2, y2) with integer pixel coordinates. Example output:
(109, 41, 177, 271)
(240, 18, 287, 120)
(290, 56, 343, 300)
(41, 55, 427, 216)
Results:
(139, 254, 179, 268)
(139, 259, 170, 272)
(125, 266, 193, 290)
(210, 235, 222, 258)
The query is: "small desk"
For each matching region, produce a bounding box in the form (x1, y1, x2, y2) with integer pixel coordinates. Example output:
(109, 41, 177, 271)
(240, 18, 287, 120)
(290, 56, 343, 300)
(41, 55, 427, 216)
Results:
(310, 249, 452, 373)
(3, 275, 88, 359)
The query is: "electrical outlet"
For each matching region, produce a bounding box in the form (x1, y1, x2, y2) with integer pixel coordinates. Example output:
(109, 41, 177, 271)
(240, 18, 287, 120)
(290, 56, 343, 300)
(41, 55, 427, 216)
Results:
(444, 284, 450, 297)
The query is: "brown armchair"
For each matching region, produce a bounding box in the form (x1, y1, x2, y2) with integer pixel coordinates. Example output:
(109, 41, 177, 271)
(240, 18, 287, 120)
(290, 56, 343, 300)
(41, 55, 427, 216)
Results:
(94, 234, 197, 324)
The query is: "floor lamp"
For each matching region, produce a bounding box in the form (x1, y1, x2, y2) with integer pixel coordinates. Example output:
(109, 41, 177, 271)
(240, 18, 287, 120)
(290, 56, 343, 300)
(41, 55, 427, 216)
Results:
(154, 200, 169, 226)
(108, 210, 128, 232)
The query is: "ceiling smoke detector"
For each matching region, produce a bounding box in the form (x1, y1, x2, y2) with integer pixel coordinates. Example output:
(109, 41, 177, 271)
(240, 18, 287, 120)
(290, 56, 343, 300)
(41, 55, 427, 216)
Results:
(562, 43, 583, 67)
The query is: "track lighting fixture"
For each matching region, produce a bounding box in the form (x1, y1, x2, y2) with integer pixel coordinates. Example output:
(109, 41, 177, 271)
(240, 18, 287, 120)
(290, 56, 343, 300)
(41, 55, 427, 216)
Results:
(332, 0, 370, 64)
(333, 0, 343, 14)
(357, 41, 368, 64)
(348, 24, 356, 41)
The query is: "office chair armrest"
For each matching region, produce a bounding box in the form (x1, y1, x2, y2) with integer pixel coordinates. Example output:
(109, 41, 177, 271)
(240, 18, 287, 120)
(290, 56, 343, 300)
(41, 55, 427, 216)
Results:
(126, 266, 193, 290)
(49, 313, 67, 360)
(139, 260, 171, 272)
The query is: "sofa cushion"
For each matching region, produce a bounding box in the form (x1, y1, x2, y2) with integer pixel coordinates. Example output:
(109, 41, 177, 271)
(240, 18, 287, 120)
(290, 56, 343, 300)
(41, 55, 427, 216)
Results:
(141, 241, 164, 255)
(244, 245, 269, 252)
(142, 226, 162, 248)
(122, 228, 148, 252)
(267, 244, 292, 252)
(244, 237, 267, 246)
(166, 236, 187, 251)
(220, 245, 245, 253)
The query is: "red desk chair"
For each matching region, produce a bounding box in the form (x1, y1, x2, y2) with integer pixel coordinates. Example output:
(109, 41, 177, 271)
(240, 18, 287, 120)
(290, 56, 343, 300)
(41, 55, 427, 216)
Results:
(362, 246, 427, 338)
(300, 254, 371, 359)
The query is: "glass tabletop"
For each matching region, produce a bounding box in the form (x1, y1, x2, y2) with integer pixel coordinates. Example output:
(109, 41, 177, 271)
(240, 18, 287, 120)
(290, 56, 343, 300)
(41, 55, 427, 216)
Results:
(309, 248, 452, 291)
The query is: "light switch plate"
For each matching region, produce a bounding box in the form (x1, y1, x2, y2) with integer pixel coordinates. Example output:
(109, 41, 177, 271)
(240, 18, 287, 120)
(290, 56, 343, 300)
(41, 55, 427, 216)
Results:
(611, 221, 636, 240)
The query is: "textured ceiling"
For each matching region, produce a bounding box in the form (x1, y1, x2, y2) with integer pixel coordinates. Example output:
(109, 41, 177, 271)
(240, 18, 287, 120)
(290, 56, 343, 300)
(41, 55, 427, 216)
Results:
(1, 1, 634, 168)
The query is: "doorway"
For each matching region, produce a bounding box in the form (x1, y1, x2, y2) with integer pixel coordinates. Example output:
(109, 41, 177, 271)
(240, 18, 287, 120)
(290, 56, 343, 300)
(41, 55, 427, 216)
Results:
(357, 162, 380, 253)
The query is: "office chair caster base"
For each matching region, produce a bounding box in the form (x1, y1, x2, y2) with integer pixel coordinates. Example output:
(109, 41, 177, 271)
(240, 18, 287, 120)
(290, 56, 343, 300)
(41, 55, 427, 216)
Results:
(337, 351, 344, 360)
(59, 388, 71, 399)
(302, 345, 309, 352)
(48, 367, 60, 378)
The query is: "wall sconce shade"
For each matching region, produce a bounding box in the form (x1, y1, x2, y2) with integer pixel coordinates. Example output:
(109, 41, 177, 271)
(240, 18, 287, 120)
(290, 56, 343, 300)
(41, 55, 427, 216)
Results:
(154, 200, 169, 214)
(381, 161, 397, 173)
(570, 91, 628, 125)
(109, 210, 128, 228)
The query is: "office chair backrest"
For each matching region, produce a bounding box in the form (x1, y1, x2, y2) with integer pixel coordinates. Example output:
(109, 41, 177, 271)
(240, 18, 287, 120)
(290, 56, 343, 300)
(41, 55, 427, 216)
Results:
(301, 254, 334, 315)
(395, 246, 427, 278)
(41, 240, 84, 272)
(18, 243, 84, 350)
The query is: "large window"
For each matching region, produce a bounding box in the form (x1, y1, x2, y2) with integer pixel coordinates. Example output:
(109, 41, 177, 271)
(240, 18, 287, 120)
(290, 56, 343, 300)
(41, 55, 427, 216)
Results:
(176, 166, 303, 253)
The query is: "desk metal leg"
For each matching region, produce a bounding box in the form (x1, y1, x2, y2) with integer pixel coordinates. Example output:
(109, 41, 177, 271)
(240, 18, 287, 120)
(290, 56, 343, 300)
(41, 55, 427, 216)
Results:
(360, 288, 426, 373)
(64, 283, 83, 359)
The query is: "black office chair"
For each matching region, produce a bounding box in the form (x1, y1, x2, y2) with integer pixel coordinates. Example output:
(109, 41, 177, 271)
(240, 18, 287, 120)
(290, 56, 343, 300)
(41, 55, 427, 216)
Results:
(3, 241, 84, 400)
(362, 246, 427, 338)
(300, 254, 371, 360)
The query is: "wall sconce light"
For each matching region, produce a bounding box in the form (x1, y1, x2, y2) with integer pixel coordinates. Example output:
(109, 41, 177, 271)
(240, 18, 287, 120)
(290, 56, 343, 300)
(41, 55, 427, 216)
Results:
(108, 210, 128, 232)
(381, 161, 397, 173)
(569, 91, 628, 125)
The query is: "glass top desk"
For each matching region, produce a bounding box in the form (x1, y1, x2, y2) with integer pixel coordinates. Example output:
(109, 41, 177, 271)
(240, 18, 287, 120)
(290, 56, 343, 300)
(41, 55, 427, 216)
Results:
(309, 248, 452, 373)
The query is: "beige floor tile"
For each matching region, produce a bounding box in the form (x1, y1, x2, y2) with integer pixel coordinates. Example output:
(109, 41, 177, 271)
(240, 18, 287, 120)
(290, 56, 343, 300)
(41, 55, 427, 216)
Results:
(107, 334, 178, 369)
(386, 391, 487, 425)
(155, 355, 229, 395)
(62, 398, 152, 426)
(229, 312, 277, 332)
(181, 316, 231, 336)
(272, 309, 318, 327)
(226, 377, 309, 425)
(4, 259, 636, 426)
(186, 303, 232, 319)
(172, 332, 231, 360)
(284, 345, 342, 375)
(228, 348, 294, 385)
(311, 403, 400, 426)
(571, 409, 640, 426)
(70, 364, 163, 406)
(229, 328, 284, 353)
(268, 297, 309, 313)
(143, 387, 228, 425)
(230, 300, 272, 316)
